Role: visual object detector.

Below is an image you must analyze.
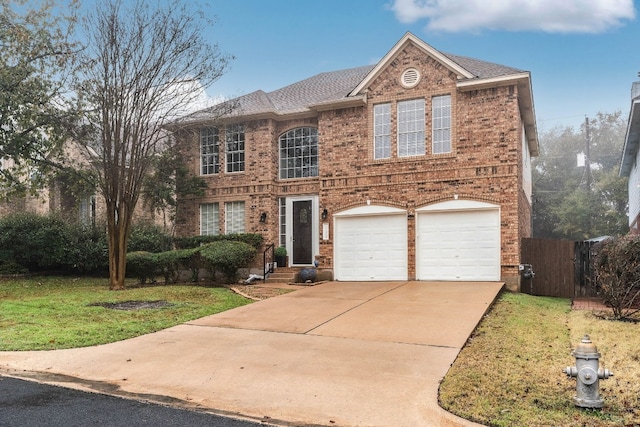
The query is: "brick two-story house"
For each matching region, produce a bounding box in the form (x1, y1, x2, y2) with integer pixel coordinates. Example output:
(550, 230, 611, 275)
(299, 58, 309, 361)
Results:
(173, 33, 538, 291)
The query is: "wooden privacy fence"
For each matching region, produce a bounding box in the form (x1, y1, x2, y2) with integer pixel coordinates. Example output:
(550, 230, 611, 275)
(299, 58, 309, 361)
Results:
(520, 238, 597, 298)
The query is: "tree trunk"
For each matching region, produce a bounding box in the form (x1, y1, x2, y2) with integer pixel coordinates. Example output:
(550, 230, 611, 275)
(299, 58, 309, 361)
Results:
(107, 202, 131, 290)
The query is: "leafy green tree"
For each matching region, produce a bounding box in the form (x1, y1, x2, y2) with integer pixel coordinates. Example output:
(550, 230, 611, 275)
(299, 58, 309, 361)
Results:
(0, 0, 78, 197)
(533, 112, 628, 240)
(141, 146, 206, 232)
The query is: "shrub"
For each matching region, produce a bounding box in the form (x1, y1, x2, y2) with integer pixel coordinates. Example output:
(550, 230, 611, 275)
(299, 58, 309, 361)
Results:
(592, 234, 640, 319)
(63, 224, 108, 273)
(199, 241, 256, 283)
(154, 248, 199, 284)
(0, 213, 66, 271)
(128, 223, 173, 253)
(174, 233, 263, 250)
(0, 213, 109, 274)
(126, 251, 161, 284)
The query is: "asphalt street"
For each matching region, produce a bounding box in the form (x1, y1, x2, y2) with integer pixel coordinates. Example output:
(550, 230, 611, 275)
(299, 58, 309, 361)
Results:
(0, 376, 266, 427)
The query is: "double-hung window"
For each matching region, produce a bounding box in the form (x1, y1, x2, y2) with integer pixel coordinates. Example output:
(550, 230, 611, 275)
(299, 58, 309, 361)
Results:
(397, 99, 425, 157)
(432, 95, 451, 154)
(373, 103, 391, 159)
(226, 124, 245, 173)
(200, 203, 219, 235)
(200, 128, 219, 175)
(225, 201, 245, 233)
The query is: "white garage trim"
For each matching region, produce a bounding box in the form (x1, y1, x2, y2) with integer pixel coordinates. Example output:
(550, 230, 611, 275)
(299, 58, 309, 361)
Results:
(416, 200, 500, 281)
(334, 205, 408, 281)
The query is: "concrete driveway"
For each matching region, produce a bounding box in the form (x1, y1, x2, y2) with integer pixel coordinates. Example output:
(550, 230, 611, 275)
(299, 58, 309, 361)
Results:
(0, 281, 502, 427)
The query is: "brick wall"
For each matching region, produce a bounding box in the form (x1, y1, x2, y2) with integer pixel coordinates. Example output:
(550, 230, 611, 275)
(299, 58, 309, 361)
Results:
(175, 44, 533, 284)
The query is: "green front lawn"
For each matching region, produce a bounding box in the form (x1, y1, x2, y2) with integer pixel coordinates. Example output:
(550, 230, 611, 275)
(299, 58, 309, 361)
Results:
(0, 277, 252, 351)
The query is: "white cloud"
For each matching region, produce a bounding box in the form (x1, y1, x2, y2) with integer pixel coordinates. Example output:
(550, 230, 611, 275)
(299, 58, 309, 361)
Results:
(390, 0, 635, 33)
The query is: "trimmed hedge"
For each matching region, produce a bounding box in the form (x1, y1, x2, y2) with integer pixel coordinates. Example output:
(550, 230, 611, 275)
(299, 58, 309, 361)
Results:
(199, 241, 257, 282)
(174, 233, 263, 250)
(126, 240, 257, 285)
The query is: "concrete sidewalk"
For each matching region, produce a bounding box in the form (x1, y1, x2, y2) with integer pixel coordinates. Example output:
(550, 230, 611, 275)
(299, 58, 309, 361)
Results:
(0, 281, 502, 426)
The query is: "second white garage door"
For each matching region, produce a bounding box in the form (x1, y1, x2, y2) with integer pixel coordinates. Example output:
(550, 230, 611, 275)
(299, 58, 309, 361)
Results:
(416, 201, 500, 281)
(334, 206, 407, 281)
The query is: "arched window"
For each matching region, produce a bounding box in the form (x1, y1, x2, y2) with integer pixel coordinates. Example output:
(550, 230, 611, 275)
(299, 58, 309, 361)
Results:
(279, 127, 318, 179)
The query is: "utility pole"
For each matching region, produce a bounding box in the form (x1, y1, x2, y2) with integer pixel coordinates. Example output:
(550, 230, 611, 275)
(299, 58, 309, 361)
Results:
(585, 116, 591, 191)
(585, 116, 591, 237)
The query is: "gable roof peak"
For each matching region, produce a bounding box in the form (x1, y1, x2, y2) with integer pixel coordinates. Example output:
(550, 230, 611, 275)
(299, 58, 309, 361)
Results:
(349, 32, 475, 97)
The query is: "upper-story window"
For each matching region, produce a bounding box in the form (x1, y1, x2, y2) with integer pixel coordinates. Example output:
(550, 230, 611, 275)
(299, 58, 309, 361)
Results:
(398, 99, 425, 157)
(279, 127, 318, 179)
(200, 128, 219, 175)
(372, 95, 451, 159)
(374, 103, 391, 159)
(432, 95, 451, 154)
(226, 124, 245, 173)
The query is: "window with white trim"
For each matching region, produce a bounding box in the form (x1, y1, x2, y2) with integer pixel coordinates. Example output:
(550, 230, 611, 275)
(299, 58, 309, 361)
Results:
(373, 103, 391, 159)
(200, 203, 220, 235)
(79, 195, 96, 226)
(200, 128, 219, 175)
(432, 95, 451, 154)
(225, 201, 245, 234)
(279, 127, 318, 179)
(398, 99, 425, 157)
(226, 124, 245, 173)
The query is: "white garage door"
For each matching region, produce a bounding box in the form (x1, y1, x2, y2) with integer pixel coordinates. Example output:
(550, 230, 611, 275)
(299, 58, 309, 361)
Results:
(417, 201, 500, 281)
(334, 206, 407, 281)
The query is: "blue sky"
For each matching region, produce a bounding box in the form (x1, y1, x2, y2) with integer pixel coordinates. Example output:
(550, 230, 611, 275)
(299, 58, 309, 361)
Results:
(202, 0, 638, 132)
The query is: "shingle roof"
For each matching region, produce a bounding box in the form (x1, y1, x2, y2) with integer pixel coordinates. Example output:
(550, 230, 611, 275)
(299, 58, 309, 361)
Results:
(184, 45, 526, 123)
(442, 52, 524, 79)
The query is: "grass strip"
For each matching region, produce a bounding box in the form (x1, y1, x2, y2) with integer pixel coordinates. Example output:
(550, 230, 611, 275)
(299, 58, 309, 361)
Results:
(440, 292, 634, 427)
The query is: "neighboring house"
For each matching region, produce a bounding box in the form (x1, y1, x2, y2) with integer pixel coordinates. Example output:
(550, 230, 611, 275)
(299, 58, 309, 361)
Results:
(0, 142, 164, 229)
(620, 80, 640, 233)
(173, 32, 538, 291)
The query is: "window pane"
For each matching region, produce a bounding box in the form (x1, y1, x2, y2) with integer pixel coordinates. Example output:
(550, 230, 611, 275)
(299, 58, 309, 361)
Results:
(433, 95, 451, 154)
(200, 203, 219, 235)
(279, 127, 319, 180)
(226, 124, 245, 173)
(200, 128, 219, 175)
(225, 201, 245, 234)
(398, 99, 425, 157)
(374, 103, 391, 159)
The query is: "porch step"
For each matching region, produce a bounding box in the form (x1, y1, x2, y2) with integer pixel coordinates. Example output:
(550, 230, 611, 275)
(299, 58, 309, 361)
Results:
(265, 268, 300, 284)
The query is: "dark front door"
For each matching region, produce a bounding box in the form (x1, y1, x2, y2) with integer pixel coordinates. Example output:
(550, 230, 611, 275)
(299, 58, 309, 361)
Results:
(292, 200, 312, 264)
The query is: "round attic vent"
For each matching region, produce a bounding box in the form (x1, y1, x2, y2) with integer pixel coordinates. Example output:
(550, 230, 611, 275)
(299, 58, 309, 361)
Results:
(401, 68, 420, 88)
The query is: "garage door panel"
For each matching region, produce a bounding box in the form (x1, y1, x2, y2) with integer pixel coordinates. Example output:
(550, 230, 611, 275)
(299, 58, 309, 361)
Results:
(335, 213, 407, 281)
(417, 207, 500, 281)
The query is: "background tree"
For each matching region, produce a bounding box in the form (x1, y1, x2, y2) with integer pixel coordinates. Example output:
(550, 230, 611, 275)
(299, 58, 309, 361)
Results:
(533, 111, 628, 240)
(0, 0, 78, 197)
(141, 145, 207, 233)
(75, 0, 232, 290)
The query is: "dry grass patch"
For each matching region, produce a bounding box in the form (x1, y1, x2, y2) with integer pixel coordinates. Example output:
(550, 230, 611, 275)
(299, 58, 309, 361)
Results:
(439, 292, 634, 427)
(569, 310, 640, 423)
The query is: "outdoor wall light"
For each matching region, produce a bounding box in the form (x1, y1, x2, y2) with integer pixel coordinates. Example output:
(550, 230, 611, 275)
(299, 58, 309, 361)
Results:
(321, 208, 328, 221)
(259, 212, 267, 223)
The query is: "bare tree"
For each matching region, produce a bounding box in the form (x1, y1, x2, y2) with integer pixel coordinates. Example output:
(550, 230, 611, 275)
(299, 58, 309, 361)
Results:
(75, 0, 231, 290)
